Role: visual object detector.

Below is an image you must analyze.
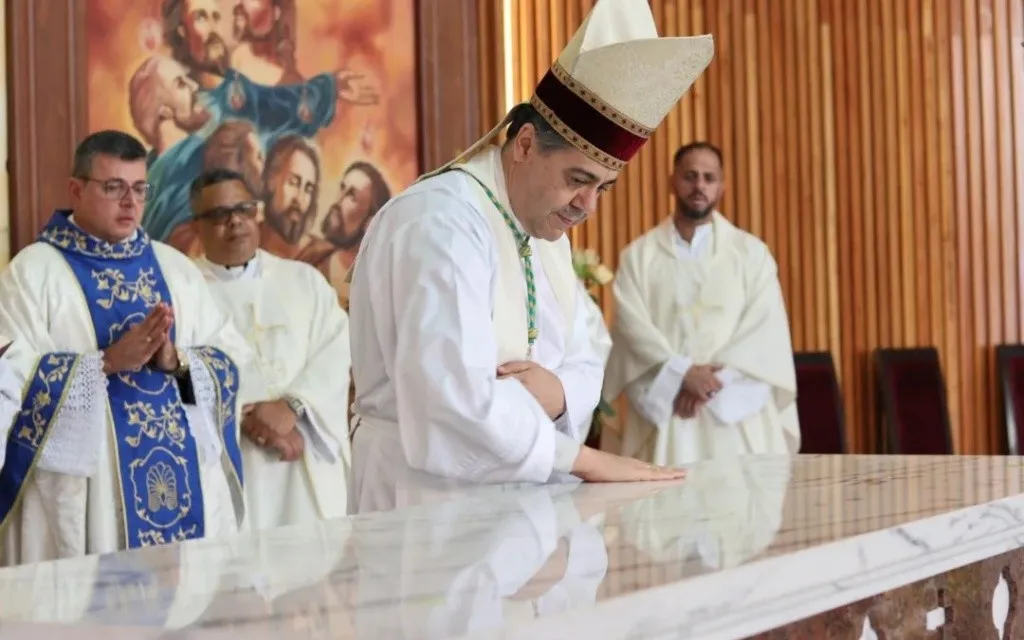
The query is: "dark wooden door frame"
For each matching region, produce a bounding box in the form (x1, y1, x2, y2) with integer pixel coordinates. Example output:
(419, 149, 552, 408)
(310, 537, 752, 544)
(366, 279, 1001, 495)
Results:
(5, 0, 485, 253)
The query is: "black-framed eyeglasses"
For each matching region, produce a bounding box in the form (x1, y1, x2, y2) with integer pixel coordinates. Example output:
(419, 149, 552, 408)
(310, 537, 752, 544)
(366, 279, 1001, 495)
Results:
(195, 200, 260, 224)
(80, 177, 153, 202)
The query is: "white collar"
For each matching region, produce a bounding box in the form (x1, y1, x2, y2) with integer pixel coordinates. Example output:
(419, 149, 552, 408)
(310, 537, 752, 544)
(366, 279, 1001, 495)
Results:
(68, 214, 139, 243)
(460, 147, 528, 235)
(200, 251, 262, 282)
(672, 220, 713, 250)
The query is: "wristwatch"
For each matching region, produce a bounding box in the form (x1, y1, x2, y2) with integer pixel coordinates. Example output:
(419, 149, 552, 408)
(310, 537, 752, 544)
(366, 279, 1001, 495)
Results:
(172, 348, 190, 378)
(286, 396, 306, 419)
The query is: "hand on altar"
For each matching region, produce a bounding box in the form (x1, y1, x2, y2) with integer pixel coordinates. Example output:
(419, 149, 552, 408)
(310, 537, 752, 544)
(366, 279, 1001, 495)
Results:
(335, 69, 380, 106)
(681, 363, 723, 401)
(497, 360, 567, 420)
(570, 446, 688, 483)
(102, 303, 173, 374)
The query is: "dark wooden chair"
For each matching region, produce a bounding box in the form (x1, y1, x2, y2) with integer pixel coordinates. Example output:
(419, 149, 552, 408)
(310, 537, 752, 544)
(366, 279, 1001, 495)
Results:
(995, 345, 1024, 455)
(874, 347, 952, 454)
(793, 351, 847, 453)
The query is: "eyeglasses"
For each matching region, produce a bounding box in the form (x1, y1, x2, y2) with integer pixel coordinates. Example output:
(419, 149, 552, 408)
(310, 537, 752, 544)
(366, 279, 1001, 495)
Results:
(81, 177, 153, 202)
(196, 200, 260, 224)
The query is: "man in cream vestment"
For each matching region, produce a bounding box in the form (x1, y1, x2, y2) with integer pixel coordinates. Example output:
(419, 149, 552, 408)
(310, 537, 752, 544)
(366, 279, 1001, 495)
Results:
(347, 0, 714, 510)
(191, 168, 352, 527)
(604, 142, 799, 466)
(0, 131, 250, 565)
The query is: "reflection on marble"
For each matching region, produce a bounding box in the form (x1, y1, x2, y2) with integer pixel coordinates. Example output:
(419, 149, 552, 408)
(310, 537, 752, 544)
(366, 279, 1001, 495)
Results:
(1, 455, 1024, 639)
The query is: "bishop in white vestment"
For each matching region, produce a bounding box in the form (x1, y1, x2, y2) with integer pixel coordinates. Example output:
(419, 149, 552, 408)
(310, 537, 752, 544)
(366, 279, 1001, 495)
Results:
(0, 131, 249, 565)
(190, 168, 352, 528)
(604, 143, 799, 466)
(347, 0, 715, 508)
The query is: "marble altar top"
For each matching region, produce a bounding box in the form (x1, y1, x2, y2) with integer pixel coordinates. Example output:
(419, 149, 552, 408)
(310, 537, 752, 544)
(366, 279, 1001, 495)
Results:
(1, 454, 1024, 639)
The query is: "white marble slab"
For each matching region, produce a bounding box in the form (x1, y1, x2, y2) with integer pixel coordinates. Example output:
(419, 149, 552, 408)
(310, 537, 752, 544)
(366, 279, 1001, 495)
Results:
(0, 454, 1023, 639)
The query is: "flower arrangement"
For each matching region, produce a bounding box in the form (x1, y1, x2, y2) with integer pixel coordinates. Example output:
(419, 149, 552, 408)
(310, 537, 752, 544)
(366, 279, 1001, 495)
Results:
(572, 248, 615, 302)
(571, 248, 617, 448)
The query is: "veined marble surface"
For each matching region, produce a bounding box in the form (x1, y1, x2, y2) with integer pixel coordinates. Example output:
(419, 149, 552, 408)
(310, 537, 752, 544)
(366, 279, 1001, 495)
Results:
(1, 454, 1024, 639)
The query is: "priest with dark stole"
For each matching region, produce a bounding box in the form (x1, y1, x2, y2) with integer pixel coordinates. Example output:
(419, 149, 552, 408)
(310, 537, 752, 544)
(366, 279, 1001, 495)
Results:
(347, 0, 716, 512)
(0, 130, 251, 565)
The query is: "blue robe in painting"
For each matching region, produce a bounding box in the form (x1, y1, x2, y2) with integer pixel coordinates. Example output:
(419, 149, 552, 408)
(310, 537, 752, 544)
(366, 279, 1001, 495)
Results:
(0, 212, 244, 550)
(143, 69, 338, 242)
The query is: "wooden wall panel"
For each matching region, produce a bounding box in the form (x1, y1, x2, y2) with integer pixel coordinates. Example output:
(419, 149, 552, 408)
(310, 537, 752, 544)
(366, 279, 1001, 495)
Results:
(6, 0, 485, 249)
(6, 1, 89, 252)
(480, 0, 1024, 454)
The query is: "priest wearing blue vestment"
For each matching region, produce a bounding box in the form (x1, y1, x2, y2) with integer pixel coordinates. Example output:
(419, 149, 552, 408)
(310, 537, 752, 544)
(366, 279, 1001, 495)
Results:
(0, 130, 253, 566)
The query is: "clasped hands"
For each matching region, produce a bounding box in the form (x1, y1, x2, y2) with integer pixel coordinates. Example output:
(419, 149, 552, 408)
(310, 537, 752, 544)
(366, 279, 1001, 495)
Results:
(674, 364, 724, 419)
(497, 360, 566, 420)
(101, 303, 180, 375)
(242, 399, 305, 462)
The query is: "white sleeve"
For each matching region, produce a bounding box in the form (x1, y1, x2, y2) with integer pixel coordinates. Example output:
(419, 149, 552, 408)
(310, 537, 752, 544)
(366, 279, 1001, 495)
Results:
(381, 194, 566, 484)
(294, 408, 340, 464)
(625, 356, 692, 428)
(551, 287, 605, 442)
(705, 367, 772, 425)
(0, 356, 32, 470)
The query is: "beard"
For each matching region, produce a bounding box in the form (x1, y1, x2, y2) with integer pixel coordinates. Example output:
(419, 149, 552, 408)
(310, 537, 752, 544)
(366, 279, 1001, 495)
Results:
(677, 196, 715, 221)
(321, 205, 366, 249)
(191, 34, 230, 76)
(268, 204, 310, 244)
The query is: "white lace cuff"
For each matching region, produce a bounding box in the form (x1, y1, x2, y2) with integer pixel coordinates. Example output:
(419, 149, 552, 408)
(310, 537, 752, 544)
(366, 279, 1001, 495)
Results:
(184, 349, 224, 467)
(38, 352, 106, 477)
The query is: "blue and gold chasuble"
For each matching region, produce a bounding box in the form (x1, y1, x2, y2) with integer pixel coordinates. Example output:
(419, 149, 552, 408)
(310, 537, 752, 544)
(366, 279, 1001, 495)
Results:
(0, 211, 243, 550)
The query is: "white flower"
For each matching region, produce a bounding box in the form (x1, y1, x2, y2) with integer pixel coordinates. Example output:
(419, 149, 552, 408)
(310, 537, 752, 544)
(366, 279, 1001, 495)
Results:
(592, 264, 614, 285)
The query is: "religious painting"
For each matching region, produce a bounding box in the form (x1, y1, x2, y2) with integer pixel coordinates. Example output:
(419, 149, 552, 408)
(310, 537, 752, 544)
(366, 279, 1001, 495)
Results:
(85, 0, 418, 295)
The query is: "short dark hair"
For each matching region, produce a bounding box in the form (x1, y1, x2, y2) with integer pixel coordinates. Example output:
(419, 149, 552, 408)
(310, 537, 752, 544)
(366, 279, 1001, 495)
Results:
(71, 130, 147, 178)
(502, 102, 571, 153)
(189, 168, 249, 201)
(673, 141, 724, 169)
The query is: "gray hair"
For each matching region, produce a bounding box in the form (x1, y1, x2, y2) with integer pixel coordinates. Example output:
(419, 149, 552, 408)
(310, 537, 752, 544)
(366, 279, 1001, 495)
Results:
(503, 103, 570, 153)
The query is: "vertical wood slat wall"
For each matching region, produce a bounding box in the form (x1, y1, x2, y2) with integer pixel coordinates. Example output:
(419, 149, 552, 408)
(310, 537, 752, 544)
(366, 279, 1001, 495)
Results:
(476, 0, 1024, 455)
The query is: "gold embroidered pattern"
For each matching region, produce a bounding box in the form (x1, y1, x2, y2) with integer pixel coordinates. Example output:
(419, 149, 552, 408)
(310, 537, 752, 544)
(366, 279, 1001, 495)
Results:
(0, 352, 79, 532)
(530, 95, 627, 171)
(91, 267, 161, 310)
(40, 226, 148, 260)
(122, 400, 189, 449)
(192, 346, 244, 492)
(18, 354, 77, 448)
(127, 447, 195, 536)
